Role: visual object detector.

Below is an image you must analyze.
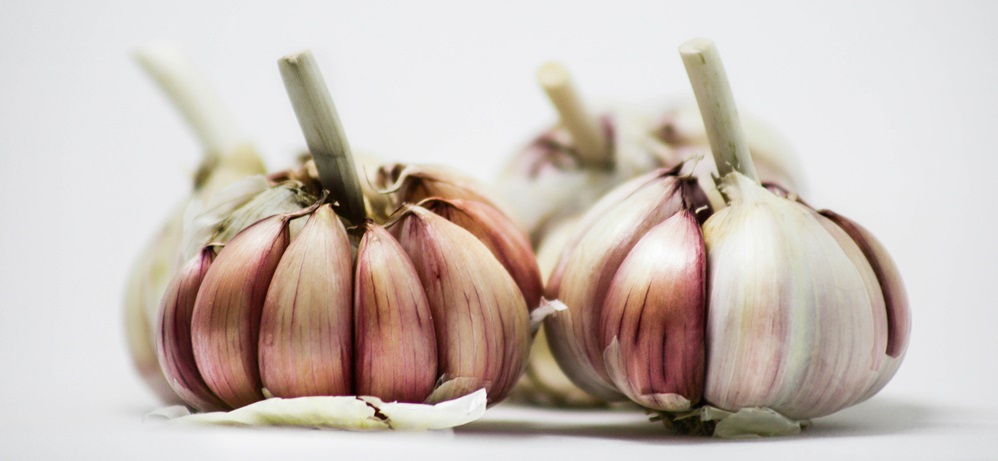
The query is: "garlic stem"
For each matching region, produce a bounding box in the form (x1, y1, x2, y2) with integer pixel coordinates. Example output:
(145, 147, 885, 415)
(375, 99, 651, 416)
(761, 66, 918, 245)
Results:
(679, 38, 758, 182)
(537, 62, 610, 167)
(278, 50, 367, 226)
(134, 42, 243, 162)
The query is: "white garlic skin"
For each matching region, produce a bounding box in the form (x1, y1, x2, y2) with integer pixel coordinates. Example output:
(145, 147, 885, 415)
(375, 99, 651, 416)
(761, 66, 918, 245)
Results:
(702, 172, 900, 420)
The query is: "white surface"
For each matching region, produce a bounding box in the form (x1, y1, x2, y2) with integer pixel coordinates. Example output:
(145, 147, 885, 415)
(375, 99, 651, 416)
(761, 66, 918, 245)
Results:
(2, 0, 996, 459)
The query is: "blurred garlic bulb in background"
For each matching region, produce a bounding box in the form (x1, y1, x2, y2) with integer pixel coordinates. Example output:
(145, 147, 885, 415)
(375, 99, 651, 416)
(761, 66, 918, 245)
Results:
(497, 62, 805, 245)
(124, 44, 265, 404)
(154, 51, 539, 420)
(539, 38, 909, 437)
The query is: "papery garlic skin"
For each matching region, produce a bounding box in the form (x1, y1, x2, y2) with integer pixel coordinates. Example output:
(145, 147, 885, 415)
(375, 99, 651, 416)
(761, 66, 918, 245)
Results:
(703, 173, 889, 420)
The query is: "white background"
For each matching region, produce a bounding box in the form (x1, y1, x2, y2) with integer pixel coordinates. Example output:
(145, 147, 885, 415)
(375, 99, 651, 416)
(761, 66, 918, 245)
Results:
(2, 0, 996, 459)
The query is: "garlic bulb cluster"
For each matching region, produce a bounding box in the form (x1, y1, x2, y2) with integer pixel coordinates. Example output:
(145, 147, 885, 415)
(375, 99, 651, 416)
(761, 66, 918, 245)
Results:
(541, 38, 909, 435)
(153, 51, 539, 415)
(125, 44, 266, 404)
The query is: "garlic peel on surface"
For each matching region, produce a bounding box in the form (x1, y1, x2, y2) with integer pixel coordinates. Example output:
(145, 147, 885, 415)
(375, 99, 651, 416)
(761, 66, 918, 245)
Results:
(148, 388, 487, 431)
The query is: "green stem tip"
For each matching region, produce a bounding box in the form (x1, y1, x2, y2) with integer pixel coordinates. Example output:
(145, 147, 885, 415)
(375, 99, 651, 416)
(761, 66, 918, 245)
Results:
(679, 38, 758, 183)
(278, 50, 367, 226)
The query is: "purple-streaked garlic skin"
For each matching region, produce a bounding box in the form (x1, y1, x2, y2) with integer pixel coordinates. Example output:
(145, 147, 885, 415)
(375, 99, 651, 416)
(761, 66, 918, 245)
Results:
(392, 206, 531, 405)
(545, 169, 709, 401)
(422, 198, 543, 311)
(155, 247, 228, 412)
(354, 222, 438, 403)
(600, 209, 706, 411)
(258, 205, 353, 398)
(703, 173, 890, 420)
(191, 215, 290, 409)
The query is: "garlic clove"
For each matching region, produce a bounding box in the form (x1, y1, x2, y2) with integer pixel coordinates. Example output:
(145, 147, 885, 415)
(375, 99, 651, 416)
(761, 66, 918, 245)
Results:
(545, 170, 702, 401)
(354, 222, 439, 403)
(258, 204, 354, 398)
(191, 215, 291, 409)
(819, 210, 910, 359)
(819, 210, 911, 402)
(421, 198, 543, 311)
(391, 206, 530, 405)
(155, 247, 229, 412)
(600, 209, 705, 412)
(703, 172, 887, 420)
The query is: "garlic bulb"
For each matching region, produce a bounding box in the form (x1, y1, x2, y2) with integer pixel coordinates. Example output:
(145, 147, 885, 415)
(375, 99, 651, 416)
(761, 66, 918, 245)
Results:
(125, 44, 266, 404)
(505, 62, 804, 407)
(154, 51, 538, 418)
(541, 38, 909, 436)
